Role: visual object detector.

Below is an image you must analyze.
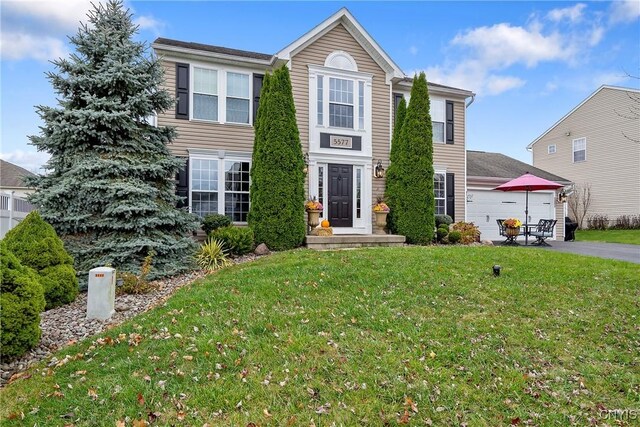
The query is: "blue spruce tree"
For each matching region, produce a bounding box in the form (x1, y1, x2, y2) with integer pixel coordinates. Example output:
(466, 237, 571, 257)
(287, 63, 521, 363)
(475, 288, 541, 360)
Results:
(27, 0, 197, 280)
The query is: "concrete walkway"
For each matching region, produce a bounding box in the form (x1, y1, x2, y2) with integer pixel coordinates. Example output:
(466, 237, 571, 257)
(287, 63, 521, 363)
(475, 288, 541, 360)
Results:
(533, 241, 640, 264)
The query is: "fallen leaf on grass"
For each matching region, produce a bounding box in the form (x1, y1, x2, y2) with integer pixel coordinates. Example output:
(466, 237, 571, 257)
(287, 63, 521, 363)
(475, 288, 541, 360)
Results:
(137, 392, 145, 406)
(115, 420, 125, 427)
(177, 411, 186, 421)
(132, 420, 148, 427)
(88, 388, 98, 400)
(263, 408, 272, 417)
(183, 355, 193, 361)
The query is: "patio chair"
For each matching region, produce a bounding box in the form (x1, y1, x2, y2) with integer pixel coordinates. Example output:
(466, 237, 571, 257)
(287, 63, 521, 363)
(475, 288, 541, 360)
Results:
(529, 219, 557, 246)
(497, 219, 506, 237)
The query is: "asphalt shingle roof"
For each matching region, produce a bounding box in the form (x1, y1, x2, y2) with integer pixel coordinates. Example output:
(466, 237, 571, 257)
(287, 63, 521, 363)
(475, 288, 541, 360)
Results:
(0, 159, 37, 188)
(153, 38, 273, 61)
(467, 150, 570, 183)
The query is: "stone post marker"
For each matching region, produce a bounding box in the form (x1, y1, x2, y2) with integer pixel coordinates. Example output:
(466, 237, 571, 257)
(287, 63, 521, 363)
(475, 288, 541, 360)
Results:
(87, 267, 116, 320)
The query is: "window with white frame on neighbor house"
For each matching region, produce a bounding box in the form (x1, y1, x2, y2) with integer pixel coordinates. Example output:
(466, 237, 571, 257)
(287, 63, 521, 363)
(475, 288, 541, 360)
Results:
(193, 68, 218, 121)
(329, 77, 354, 128)
(191, 157, 251, 222)
(548, 144, 556, 154)
(434, 173, 446, 215)
(572, 137, 586, 162)
(226, 72, 250, 124)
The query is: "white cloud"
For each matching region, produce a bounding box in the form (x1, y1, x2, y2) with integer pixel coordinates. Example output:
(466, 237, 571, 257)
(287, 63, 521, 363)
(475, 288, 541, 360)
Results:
(0, 150, 50, 174)
(547, 3, 587, 23)
(484, 75, 526, 95)
(0, 30, 68, 61)
(409, 45, 418, 56)
(609, 0, 640, 24)
(451, 23, 569, 68)
(134, 15, 165, 34)
(2, 0, 96, 32)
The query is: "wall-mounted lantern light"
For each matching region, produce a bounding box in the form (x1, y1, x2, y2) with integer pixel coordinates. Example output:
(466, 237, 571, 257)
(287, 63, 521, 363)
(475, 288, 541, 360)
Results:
(303, 153, 309, 174)
(557, 190, 567, 203)
(374, 160, 385, 178)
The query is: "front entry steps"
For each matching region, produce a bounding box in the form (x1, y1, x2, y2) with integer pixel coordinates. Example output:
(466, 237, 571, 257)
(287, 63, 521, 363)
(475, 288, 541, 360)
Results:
(305, 234, 406, 250)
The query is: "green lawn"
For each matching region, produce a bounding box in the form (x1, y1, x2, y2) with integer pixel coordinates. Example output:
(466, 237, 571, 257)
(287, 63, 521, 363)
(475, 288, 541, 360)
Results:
(576, 229, 640, 245)
(2, 247, 639, 426)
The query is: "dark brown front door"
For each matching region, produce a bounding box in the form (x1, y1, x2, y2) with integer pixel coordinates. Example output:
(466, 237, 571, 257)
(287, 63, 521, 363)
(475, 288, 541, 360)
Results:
(328, 164, 353, 227)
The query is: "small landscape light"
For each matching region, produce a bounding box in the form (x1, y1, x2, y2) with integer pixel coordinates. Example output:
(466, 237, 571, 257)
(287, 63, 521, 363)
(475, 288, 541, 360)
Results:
(493, 265, 501, 276)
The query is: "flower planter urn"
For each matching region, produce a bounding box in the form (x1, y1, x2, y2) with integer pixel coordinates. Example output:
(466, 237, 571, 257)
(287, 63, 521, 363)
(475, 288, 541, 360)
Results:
(373, 211, 388, 234)
(307, 210, 322, 234)
(505, 227, 520, 237)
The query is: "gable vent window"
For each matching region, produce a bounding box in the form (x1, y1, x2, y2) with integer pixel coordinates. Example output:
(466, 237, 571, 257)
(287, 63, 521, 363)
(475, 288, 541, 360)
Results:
(572, 137, 586, 162)
(548, 144, 556, 154)
(193, 68, 218, 121)
(227, 72, 250, 124)
(329, 77, 354, 128)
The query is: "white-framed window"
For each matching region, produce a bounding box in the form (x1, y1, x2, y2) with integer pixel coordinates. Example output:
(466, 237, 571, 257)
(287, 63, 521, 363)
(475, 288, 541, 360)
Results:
(193, 67, 219, 121)
(434, 172, 446, 215)
(572, 137, 586, 162)
(358, 81, 365, 130)
(317, 165, 325, 218)
(431, 99, 445, 143)
(317, 76, 324, 126)
(190, 156, 251, 222)
(355, 167, 362, 219)
(329, 77, 354, 128)
(226, 72, 250, 124)
(548, 144, 556, 154)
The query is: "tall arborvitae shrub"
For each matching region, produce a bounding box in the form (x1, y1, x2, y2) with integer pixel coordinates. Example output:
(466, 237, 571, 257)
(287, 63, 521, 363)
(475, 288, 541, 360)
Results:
(4, 211, 78, 309)
(0, 241, 46, 358)
(384, 97, 407, 234)
(26, 0, 197, 281)
(393, 73, 435, 244)
(248, 66, 306, 250)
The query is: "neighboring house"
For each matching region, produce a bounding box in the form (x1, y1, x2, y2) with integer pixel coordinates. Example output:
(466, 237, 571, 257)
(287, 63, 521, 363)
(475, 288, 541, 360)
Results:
(528, 85, 640, 225)
(152, 8, 474, 235)
(0, 159, 37, 238)
(466, 150, 571, 241)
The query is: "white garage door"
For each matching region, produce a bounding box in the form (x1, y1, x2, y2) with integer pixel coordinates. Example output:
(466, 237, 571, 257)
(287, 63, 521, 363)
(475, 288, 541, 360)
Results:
(466, 189, 555, 241)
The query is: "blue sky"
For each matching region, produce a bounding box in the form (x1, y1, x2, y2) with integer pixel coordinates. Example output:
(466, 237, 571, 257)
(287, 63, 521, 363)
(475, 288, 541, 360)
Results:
(2, 1, 639, 172)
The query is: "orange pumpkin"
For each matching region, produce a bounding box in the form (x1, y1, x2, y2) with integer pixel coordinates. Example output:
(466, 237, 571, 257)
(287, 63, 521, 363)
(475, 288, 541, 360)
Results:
(321, 219, 330, 228)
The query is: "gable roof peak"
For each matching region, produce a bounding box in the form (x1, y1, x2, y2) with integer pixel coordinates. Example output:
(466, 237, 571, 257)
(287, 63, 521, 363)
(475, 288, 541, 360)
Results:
(276, 7, 405, 81)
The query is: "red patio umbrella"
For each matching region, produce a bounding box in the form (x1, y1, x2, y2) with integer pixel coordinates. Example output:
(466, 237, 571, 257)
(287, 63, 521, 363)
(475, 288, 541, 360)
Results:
(494, 172, 564, 245)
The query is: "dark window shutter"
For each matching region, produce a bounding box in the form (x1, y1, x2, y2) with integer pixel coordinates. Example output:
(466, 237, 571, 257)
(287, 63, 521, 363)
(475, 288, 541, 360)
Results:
(175, 157, 189, 209)
(393, 93, 404, 127)
(446, 101, 454, 144)
(446, 172, 455, 221)
(253, 73, 264, 124)
(175, 63, 190, 120)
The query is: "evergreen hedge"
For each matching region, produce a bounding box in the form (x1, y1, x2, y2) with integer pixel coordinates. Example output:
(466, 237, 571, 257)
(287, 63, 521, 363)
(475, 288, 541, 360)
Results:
(384, 97, 407, 234)
(248, 66, 306, 250)
(392, 73, 435, 244)
(3, 211, 78, 309)
(0, 241, 46, 358)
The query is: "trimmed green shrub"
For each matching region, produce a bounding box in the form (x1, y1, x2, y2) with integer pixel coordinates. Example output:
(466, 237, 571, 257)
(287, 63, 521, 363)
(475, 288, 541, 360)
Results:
(201, 213, 232, 235)
(389, 73, 435, 245)
(210, 226, 255, 256)
(195, 239, 231, 272)
(435, 214, 453, 228)
(248, 66, 306, 250)
(436, 227, 449, 243)
(4, 211, 78, 309)
(0, 241, 46, 358)
(448, 230, 462, 244)
(385, 96, 407, 235)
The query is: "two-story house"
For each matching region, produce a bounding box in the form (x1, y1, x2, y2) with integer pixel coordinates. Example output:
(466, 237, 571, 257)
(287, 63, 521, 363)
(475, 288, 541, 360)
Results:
(528, 85, 640, 225)
(153, 8, 474, 235)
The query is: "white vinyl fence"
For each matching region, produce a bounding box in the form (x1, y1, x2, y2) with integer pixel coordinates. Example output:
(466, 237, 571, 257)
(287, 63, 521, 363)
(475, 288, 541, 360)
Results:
(1, 192, 36, 238)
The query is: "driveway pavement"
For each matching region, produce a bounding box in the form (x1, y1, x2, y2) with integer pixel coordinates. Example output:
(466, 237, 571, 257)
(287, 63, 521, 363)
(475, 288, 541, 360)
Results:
(534, 241, 640, 264)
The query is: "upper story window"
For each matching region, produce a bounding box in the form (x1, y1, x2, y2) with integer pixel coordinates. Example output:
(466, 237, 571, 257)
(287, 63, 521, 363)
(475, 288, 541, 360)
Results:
(193, 67, 218, 121)
(227, 72, 250, 124)
(329, 77, 354, 128)
(431, 99, 445, 143)
(548, 144, 556, 154)
(572, 137, 586, 162)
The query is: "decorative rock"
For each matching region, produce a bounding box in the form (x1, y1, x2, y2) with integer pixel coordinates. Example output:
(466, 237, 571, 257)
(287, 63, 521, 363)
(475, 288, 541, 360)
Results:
(254, 243, 270, 256)
(481, 239, 494, 246)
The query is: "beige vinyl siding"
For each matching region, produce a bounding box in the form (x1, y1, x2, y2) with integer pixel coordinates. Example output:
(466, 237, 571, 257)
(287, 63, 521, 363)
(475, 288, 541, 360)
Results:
(532, 87, 640, 220)
(157, 60, 257, 156)
(289, 23, 391, 205)
(433, 100, 466, 221)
